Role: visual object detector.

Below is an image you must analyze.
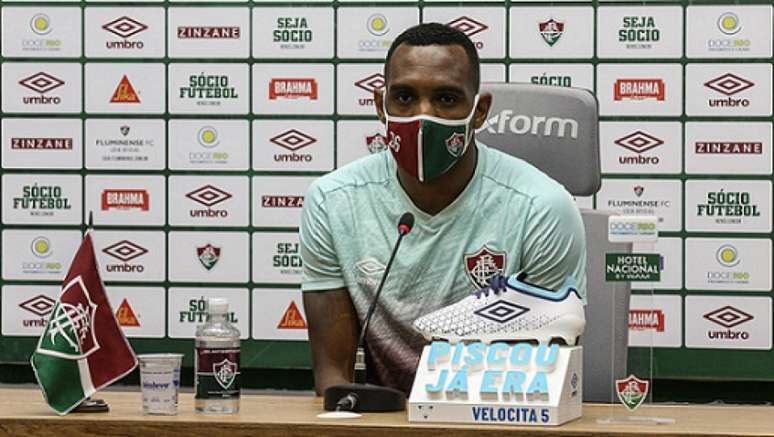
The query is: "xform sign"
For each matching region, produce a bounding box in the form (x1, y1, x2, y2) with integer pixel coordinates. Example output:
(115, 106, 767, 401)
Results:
(476, 83, 599, 196)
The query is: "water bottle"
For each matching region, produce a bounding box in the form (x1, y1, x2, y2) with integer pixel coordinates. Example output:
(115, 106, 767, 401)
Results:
(194, 298, 240, 413)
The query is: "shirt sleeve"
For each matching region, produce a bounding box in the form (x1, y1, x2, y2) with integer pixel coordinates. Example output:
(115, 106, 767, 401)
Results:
(520, 188, 587, 302)
(299, 181, 347, 292)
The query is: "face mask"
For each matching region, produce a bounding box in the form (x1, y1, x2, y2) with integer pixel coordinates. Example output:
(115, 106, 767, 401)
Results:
(383, 94, 479, 182)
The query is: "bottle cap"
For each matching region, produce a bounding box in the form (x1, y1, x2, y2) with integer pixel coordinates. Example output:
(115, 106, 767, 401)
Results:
(208, 298, 229, 314)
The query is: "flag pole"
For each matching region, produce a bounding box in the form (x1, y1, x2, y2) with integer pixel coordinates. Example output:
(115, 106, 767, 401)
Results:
(72, 211, 109, 414)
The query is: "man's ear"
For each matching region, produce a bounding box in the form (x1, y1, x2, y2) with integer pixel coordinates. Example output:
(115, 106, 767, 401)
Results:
(374, 89, 386, 124)
(471, 92, 493, 130)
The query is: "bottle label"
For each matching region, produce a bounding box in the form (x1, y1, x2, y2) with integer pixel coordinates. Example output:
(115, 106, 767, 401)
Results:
(195, 347, 240, 400)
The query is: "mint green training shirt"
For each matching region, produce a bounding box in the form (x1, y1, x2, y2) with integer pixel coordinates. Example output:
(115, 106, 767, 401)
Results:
(300, 142, 587, 394)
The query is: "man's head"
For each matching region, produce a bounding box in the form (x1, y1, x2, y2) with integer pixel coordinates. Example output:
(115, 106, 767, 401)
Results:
(385, 22, 480, 92)
(375, 23, 492, 183)
(375, 22, 491, 128)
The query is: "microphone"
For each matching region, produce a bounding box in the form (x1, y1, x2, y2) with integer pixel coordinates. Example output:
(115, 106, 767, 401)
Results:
(323, 212, 414, 412)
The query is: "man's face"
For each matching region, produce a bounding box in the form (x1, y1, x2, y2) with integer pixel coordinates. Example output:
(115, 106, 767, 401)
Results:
(375, 43, 490, 128)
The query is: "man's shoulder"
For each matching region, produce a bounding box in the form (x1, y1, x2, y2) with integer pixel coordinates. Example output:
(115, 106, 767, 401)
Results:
(307, 152, 391, 201)
(480, 144, 574, 209)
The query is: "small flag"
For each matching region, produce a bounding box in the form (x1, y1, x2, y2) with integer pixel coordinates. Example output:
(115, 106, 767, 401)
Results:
(31, 232, 138, 415)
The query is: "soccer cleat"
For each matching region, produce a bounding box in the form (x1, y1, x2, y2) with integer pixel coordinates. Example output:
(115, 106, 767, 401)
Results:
(412, 272, 585, 345)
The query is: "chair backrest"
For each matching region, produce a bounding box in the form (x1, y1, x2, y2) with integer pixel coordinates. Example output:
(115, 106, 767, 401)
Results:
(476, 82, 601, 196)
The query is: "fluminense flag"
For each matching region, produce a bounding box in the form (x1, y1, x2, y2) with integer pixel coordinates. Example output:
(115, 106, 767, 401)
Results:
(31, 232, 138, 415)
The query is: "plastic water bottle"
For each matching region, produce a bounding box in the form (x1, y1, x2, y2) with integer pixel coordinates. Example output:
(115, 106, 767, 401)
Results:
(194, 298, 240, 414)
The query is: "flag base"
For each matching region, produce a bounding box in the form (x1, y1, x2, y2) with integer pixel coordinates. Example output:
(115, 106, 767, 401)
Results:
(72, 398, 109, 413)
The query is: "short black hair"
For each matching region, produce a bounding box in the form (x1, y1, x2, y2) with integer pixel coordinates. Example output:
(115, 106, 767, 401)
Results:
(384, 22, 481, 91)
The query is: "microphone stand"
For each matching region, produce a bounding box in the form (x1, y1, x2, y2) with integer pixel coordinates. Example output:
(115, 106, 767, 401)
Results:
(323, 226, 410, 412)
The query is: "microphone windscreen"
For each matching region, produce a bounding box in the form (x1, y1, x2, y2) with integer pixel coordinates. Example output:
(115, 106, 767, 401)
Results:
(398, 212, 414, 234)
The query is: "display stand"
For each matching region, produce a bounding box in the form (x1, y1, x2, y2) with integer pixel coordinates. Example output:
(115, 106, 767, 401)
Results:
(597, 215, 674, 425)
(408, 342, 582, 426)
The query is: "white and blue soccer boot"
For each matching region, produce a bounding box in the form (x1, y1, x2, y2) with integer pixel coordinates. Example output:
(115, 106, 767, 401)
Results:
(412, 272, 586, 345)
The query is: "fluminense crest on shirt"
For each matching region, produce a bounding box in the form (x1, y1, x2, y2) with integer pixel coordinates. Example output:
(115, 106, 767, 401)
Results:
(463, 246, 506, 289)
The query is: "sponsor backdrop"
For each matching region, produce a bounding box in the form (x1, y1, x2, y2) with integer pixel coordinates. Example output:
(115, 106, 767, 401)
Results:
(1, 0, 773, 386)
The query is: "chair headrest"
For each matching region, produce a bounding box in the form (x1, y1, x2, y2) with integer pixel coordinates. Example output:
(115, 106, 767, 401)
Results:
(476, 82, 601, 196)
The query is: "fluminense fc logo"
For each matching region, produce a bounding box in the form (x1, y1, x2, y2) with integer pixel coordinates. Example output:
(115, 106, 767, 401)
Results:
(197, 244, 221, 270)
(538, 18, 564, 47)
(616, 374, 649, 411)
(36, 276, 100, 360)
(445, 132, 466, 157)
(213, 358, 237, 390)
(464, 246, 506, 289)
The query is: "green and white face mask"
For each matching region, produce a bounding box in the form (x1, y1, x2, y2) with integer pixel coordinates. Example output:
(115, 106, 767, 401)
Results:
(383, 95, 480, 182)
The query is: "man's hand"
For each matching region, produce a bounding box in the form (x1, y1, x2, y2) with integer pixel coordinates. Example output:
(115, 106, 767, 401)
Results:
(303, 288, 359, 395)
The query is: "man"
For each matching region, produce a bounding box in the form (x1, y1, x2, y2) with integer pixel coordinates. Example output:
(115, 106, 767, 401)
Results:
(300, 23, 586, 395)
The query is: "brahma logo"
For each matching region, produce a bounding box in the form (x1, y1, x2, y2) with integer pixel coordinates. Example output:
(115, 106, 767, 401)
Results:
(102, 239, 147, 273)
(704, 73, 754, 108)
(354, 74, 385, 107)
(446, 17, 487, 49)
(19, 72, 64, 105)
(270, 129, 315, 163)
(629, 309, 665, 332)
(11, 137, 73, 150)
(269, 78, 317, 100)
(262, 195, 304, 208)
(695, 141, 762, 155)
(110, 75, 140, 103)
(102, 16, 147, 49)
(481, 110, 579, 139)
(703, 305, 753, 341)
(464, 246, 506, 289)
(101, 189, 149, 211)
(614, 131, 663, 165)
(614, 79, 665, 101)
(177, 26, 240, 39)
(186, 185, 233, 218)
(538, 18, 564, 47)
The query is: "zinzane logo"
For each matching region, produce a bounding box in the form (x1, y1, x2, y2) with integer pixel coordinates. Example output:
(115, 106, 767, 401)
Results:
(261, 195, 304, 208)
(481, 110, 579, 139)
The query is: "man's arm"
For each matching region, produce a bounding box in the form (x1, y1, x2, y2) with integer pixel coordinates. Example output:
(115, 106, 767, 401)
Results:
(303, 288, 359, 395)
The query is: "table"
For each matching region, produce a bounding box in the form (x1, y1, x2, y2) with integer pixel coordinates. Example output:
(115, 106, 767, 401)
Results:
(0, 388, 772, 436)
